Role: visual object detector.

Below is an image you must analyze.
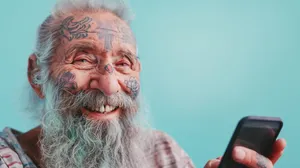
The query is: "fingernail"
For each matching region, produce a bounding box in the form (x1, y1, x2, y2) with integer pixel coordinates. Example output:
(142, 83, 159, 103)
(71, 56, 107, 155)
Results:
(234, 147, 245, 161)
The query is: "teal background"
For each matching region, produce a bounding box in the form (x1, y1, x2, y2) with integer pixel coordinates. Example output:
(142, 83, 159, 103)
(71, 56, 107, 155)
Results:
(0, 0, 299, 167)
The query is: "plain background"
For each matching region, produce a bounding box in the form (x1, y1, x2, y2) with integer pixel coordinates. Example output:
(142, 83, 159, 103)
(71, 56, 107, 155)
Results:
(0, 0, 299, 167)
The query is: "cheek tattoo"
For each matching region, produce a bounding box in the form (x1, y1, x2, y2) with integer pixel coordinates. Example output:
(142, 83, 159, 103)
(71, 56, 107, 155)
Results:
(59, 16, 92, 41)
(58, 71, 78, 91)
(124, 77, 140, 99)
(104, 64, 114, 74)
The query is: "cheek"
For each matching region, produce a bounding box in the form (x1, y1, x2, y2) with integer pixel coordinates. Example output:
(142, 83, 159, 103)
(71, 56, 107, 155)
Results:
(122, 75, 140, 99)
(73, 71, 92, 89)
(55, 71, 78, 91)
(118, 74, 139, 87)
(118, 71, 140, 81)
(54, 69, 91, 91)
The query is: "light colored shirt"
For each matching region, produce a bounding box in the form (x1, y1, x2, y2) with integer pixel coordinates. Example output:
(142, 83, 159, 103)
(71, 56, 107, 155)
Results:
(0, 128, 36, 168)
(0, 128, 195, 168)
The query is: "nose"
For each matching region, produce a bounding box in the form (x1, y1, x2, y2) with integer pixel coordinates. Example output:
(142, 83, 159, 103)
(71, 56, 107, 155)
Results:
(89, 65, 120, 96)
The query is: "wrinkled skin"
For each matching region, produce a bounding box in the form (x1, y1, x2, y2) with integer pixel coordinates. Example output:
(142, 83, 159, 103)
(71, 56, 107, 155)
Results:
(23, 11, 143, 167)
(29, 11, 141, 121)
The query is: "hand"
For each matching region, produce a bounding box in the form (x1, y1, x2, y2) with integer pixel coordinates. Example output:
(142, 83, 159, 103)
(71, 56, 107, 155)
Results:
(232, 138, 286, 168)
(204, 156, 222, 168)
(204, 138, 286, 168)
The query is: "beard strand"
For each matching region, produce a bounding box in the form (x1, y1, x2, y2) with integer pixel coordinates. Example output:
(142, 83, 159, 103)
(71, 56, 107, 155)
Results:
(39, 83, 151, 168)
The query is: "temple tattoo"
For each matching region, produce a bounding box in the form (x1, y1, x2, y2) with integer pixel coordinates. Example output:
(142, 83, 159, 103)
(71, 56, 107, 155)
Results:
(104, 64, 114, 74)
(58, 72, 78, 91)
(124, 77, 140, 99)
(256, 154, 267, 168)
(59, 16, 92, 41)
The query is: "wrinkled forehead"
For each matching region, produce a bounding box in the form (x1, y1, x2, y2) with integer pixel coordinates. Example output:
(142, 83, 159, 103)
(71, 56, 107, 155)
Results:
(55, 11, 137, 56)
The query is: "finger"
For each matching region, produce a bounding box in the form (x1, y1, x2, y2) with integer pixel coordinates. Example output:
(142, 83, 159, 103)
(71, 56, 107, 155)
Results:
(269, 138, 286, 164)
(232, 146, 273, 168)
(204, 159, 220, 168)
(216, 156, 222, 160)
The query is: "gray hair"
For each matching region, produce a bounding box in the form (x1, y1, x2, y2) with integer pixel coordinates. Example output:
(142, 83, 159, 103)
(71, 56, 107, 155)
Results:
(28, 0, 135, 117)
(33, 0, 134, 85)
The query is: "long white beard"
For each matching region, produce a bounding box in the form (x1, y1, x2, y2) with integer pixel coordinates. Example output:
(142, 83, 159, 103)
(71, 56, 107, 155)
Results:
(39, 83, 152, 168)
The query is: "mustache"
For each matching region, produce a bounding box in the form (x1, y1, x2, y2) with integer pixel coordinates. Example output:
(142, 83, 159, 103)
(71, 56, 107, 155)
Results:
(55, 89, 138, 114)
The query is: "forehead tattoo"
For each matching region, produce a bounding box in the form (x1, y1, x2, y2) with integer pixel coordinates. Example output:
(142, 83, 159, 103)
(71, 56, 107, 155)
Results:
(59, 16, 93, 41)
(96, 21, 116, 51)
(96, 19, 136, 51)
(59, 15, 137, 56)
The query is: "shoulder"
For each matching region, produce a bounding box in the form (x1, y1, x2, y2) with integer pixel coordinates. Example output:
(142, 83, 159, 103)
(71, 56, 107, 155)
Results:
(0, 130, 23, 168)
(148, 130, 195, 168)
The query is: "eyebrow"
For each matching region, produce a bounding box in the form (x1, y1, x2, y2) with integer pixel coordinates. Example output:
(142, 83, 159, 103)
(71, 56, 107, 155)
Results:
(118, 49, 137, 64)
(64, 42, 137, 64)
(64, 42, 98, 59)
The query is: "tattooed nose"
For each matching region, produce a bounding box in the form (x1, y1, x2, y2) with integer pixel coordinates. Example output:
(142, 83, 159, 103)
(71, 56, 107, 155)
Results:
(94, 63, 114, 75)
(104, 64, 114, 74)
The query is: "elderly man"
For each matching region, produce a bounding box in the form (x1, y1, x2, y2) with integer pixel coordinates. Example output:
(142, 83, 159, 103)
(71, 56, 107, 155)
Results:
(0, 0, 286, 168)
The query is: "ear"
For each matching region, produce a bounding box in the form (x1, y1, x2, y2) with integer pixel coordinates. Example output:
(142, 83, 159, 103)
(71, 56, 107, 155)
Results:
(135, 58, 141, 72)
(28, 54, 44, 99)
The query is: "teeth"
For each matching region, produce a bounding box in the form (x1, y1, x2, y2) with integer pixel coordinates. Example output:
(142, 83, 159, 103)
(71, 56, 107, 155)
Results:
(100, 105, 105, 113)
(86, 105, 118, 113)
(105, 105, 111, 112)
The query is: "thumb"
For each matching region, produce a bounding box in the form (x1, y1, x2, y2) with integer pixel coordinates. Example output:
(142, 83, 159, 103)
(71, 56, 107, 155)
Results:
(204, 159, 220, 168)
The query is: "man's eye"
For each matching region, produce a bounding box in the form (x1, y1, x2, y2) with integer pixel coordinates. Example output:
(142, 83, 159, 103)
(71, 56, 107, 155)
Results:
(73, 58, 91, 65)
(77, 59, 88, 63)
(117, 63, 130, 67)
(73, 59, 90, 64)
(116, 60, 131, 67)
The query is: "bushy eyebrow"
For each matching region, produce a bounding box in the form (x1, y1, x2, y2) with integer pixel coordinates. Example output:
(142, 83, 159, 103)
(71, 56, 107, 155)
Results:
(63, 41, 137, 65)
(117, 49, 137, 64)
(64, 42, 98, 59)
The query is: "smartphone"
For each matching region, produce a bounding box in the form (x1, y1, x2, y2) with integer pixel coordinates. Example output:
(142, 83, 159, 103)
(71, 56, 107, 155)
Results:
(218, 116, 283, 168)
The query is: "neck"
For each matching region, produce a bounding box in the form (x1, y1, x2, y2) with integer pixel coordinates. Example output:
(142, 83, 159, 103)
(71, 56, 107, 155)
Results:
(17, 126, 42, 167)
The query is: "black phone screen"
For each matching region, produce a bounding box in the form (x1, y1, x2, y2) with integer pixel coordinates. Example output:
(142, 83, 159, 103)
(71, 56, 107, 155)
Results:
(219, 119, 282, 168)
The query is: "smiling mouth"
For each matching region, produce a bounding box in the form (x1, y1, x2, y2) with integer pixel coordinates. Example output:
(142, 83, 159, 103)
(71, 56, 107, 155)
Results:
(84, 104, 119, 114)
